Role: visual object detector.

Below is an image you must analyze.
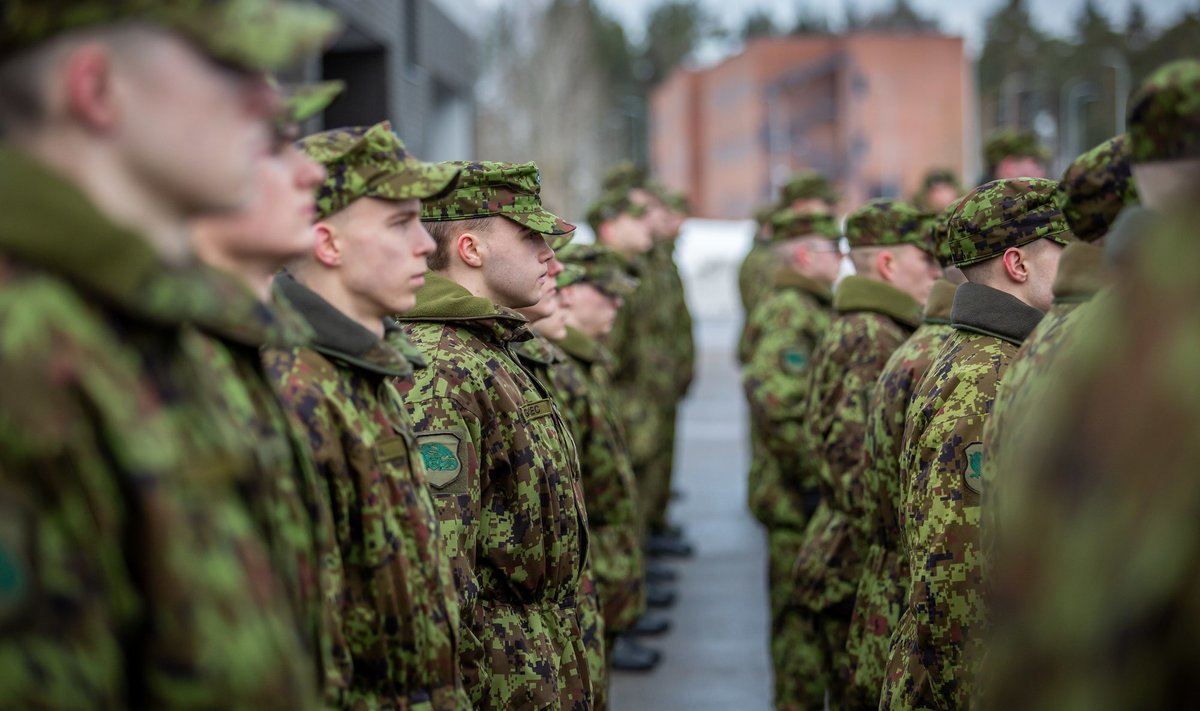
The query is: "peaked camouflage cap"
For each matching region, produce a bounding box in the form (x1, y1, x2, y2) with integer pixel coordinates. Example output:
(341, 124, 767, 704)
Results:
(271, 79, 342, 133)
(298, 121, 461, 220)
(929, 203, 959, 267)
(1127, 59, 1200, 163)
(586, 189, 648, 234)
(949, 178, 1074, 266)
(921, 168, 960, 190)
(769, 208, 839, 242)
(0, 0, 340, 71)
(779, 171, 838, 206)
(984, 128, 1050, 169)
(555, 242, 639, 297)
(601, 161, 648, 193)
(422, 160, 575, 248)
(844, 198, 932, 253)
(1057, 134, 1140, 243)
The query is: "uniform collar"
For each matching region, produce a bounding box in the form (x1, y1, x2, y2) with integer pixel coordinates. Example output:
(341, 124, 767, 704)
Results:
(922, 278, 958, 325)
(1052, 241, 1111, 304)
(832, 275, 922, 329)
(513, 334, 563, 366)
(557, 326, 605, 364)
(950, 282, 1044, 346)
(399, 272, 532, 345)
(772, 268, 833, 303)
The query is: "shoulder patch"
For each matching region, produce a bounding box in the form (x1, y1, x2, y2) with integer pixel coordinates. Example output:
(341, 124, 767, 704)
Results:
(0, 496, 35, 629)
(417, 431, 467, 494)
(780, 346, 809, 374)
(963, 441, 984, 494)
(519, 398, 554, 421)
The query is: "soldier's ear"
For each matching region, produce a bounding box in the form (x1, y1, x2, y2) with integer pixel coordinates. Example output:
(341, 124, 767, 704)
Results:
(312, 222, 342, 267)
(62, 43, 121, 130)
(456, 231, 484, 268)
(1000, 247, 1028, 283)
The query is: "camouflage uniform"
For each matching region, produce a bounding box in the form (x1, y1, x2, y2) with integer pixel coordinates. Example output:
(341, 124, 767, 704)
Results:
(0, 3, 339, 707)
(400, 162, 592, 710)
(882, 179, 1072, 709)
(266, 125, 468, 709)
(739, 211, 839, 710)
(791, 200, 928, 706)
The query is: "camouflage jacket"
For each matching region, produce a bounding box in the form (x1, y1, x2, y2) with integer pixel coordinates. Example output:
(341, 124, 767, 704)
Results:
(267, 273, 467, 710)
(736, 238, 776, 361)
(741, 269, 833, 529)
(397, 273, 592, 711)
(0, 146, 319, 709)
(847, 278, 957, 706)
(793, 276, 921, 612)
(884, 282, 1043, 710)
(554, 326, 645, 632)
(646, 239, 696, 401)
(605, 250, 666, 466)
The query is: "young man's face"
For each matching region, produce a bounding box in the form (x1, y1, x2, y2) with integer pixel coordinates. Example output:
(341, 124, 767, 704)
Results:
(600, 212, 653, 255)
(995, 155, 1046, 180)
(630, 188, 674, 240)
(517, 257, 564, 322)
(562, 282, 621, 339)
(327, 196, 435, 316)
(887, 244, 942, 305)
(479, 217, 555, 309)
(1019, 239, 1066, 312)
(114, 32, 277, 215)
(528, 292, 569, 341)
(925, 183, 961, 212)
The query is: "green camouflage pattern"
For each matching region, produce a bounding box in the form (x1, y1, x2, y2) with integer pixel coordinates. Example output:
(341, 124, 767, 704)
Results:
(512, 335, 609, 710)
(299, 122, 462, 221)
(930, 203, 957, 267)
(600, 161, 647, 194)
(1127, 59, 1200, 163)
(266, 274, 468, 709)
(585, 189, 648, 234)
(780, 170, 838, 206)
(793, 276, 921, 704)
(983, 128, 1050, 170)
(883, 283, 1042, 710)
(0, 145, 321, 708)
(736, 240, 777, 354)
(421, 161, 576, 244)
(844, 198, 932, 252)
(949, 178, 1074, 266)
(978, 209, 1200, 708)
(395, 273, 593, 711)
(739, 268, 833, 711)
(845, 278, 957, 709)
(0, 0, 340, 71)
(1057, 135, 1140, 243)
(768, 208, 840, 243)
(279, 79, 344, 127)
(556, 243, 640, 297)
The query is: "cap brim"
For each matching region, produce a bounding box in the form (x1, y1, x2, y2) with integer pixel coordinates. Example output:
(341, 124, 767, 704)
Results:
(600, 273, 639, 298)
(283, 80, 344, 124)
(195, 2, 343, 72)
(506, 209, 576, 237)
(373, 162, 463, 202)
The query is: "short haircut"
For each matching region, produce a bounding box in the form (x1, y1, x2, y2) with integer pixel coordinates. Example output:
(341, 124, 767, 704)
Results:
(422, 217, 494, 271)
(848, 246, 884, 275)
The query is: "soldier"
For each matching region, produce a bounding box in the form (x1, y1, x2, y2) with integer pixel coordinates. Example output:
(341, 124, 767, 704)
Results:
(882, 178, 1073, 710)
(979, 59, 1200, 710)
(265, 123, 468, 709)
(397, 161, 593, 710)
(846, 206, 965, 708)
(554, 244, 659, 673)
(0, 2, 339, 707)
(912, 168, 963, 213)
(983, 128, 1050, 181)
(189, 80, 343, 699)
(740, 208, 842, 710)
(792, 198, 940, 706)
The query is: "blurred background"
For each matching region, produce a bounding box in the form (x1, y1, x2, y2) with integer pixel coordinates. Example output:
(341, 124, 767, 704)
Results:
(301, 0, 1198, 220)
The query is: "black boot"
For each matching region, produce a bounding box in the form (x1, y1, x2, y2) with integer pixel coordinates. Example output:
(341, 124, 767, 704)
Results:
(645, 580, 676, 608)
(610, 634, 662, 672)
(628, 612, 671, 637)
(646, 561, 678, 583)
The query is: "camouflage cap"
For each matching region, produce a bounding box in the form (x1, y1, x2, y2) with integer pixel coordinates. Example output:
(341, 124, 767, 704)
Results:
(0, 0, 341, 71)
(984, 129, 1050, 169)
(779, 171, 838, 206)
(1127, 59, 1200, 163)
(949, 178, 1074, 266)
(921, 168, 960, 190)
(421, 160, 575, 248)
(1057, 134, 1140, 243)
(298, 121, 461, 221)
(555, 242, 639, 297)
(600, 161, 648, 193)
(844, 198, 932, 253)
(929, 203, 958, 267)
(272, 79, 343, 132)
(586, 189, 648, 234)
(769, 208, 839, 243)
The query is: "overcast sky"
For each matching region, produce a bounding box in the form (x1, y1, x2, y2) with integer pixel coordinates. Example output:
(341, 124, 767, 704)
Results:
(443, 0, 1195, 56)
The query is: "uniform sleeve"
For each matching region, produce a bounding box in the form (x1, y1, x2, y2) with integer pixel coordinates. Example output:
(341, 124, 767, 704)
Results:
(742, 295, 818, 469)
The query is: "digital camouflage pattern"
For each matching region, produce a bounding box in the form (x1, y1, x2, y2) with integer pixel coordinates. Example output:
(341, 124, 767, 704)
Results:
(0, 145, 321, 708)
(844, 198, 930, 251)
(740, 268, 833, 711)
(299, 122, 461, 221)
(267, 273, 468, 710)
(513, 335, 609, 710)
(846, 278, 957, 709)
(1126, 58, 1200, 163)
(949, 178, 1074, 267)
(1057, 135, 1139, 243)
(278, 79, 344, 128)
(983, 128, 1049, 170)
(555, 243, 640, 298)
(0, 0, 341, 71)
(585, 190, 648, 234)
(396, 273, 592, 711)
(768, 209, 839, 243)
(883, 282, 1044, 710)
(780, 170, 838, 206)
(420, 161, 575, 245)
(793, 275, 922, 704)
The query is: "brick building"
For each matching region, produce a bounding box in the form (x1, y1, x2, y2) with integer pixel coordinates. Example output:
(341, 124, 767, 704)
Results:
(651, 33, 974, 219)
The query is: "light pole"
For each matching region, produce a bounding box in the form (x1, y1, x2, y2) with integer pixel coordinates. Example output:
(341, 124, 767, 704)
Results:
(1102, 49, 1131, 134)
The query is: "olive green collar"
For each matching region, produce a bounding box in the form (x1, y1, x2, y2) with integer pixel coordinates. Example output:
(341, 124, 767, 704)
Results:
(192, 265, 315, 349)
(833, 275, 922, 329)
(513, 334, 563, 367)
(557, 325, 605, 364)
(773, 268, 833, 303)
(923, 278, 958, 325)
(398, 272, 532, 345)
(950, 282, 1044, 347)
(273, 272, 419, 377)
(0, 146, 266, 336)
(1052, 241, 1111, 305)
